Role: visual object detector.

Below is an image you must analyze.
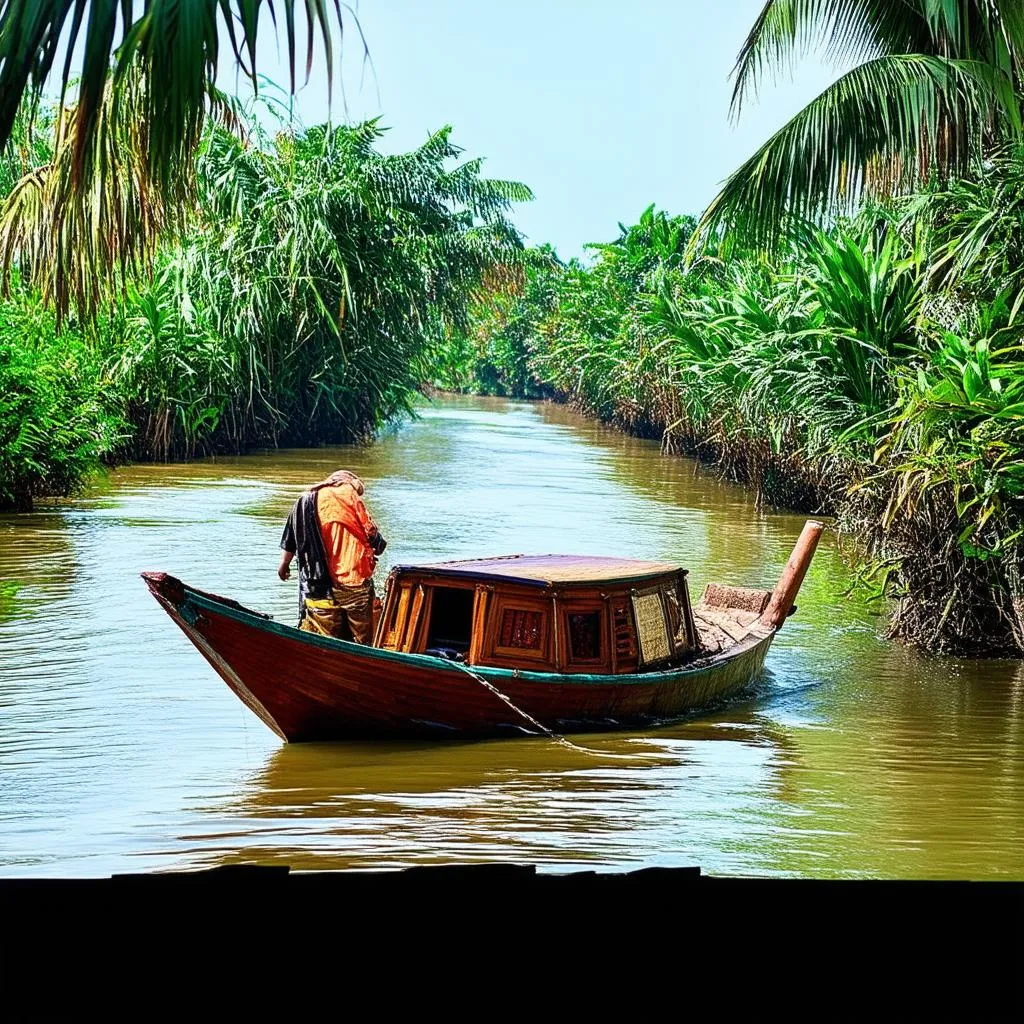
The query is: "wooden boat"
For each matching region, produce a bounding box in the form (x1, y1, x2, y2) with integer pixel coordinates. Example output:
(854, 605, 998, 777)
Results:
(143, 520, 823, 742)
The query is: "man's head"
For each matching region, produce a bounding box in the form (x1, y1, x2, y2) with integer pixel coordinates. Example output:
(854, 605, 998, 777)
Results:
(317, 469, 365, 495)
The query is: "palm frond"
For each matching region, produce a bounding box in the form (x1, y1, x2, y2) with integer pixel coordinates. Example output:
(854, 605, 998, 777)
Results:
(731, 0, 934, 117)
(700, 53, 1013, 249)
(0, 64, 243, 324)
(0, 1, 358, 197)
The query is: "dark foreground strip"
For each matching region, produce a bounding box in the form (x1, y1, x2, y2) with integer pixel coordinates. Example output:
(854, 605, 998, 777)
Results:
(1, 865, 1021, 1001)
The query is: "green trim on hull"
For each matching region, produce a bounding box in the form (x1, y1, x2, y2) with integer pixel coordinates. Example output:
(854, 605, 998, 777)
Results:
(178, 583, 776, 688)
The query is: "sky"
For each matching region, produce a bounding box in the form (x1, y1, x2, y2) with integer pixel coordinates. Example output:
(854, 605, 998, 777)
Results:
(219, 0, 842, 259)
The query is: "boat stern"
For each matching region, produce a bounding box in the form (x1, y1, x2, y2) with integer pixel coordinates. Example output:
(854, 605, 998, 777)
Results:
(760, 520, 824, 630)
(694, 520, 824, 651)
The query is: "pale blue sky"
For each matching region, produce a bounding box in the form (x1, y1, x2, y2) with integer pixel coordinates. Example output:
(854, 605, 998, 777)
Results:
(221, 1, 842, 258)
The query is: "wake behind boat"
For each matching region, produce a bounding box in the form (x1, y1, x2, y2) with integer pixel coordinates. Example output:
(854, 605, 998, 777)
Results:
(143, 521, 823, 741)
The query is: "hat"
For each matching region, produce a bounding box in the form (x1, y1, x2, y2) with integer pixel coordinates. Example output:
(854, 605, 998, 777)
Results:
(315, 470, 365, 495)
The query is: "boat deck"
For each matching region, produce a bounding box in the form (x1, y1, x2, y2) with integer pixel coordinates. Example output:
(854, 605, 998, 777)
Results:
(693, 583, 773, 655)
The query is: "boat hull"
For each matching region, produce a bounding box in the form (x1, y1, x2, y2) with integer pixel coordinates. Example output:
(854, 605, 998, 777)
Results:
(144, 573, 775, 741)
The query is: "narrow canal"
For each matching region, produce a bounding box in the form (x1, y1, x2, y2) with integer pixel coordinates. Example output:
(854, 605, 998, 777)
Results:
(1, 396, 1022, 877)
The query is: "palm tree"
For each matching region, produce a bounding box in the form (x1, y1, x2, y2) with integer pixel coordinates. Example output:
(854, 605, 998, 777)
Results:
(0, 65, 241, 325)
(0, 2, 356, 196)
(698, 0, 1024, 246)
(0, 2, 359, 323)
(589, 205, 696, 290)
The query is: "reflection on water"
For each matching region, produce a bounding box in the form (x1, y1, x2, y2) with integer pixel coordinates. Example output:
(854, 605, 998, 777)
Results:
(1, 396, 1022, 878)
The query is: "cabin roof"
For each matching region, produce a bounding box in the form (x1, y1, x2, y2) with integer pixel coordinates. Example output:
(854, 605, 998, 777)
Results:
(394, 553, 685, 588)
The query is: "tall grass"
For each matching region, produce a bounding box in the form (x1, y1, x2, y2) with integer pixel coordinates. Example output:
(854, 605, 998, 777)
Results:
(0, 95, 532, 507)
(452, 195, 1024, 655)
(102, 114, 530, 459)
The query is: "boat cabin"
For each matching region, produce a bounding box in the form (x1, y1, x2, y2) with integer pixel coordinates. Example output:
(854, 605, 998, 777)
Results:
(374, 554, 699, 674)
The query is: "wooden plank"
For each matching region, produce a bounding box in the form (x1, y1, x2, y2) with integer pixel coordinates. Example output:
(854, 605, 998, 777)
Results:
(401, 585, 425, 652)
(467, 586, 490, 665)
(382, 583, 411, 650)
(695, 607, 751, 643)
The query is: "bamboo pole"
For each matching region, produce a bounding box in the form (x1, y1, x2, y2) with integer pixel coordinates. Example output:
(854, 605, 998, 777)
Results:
(760, 521, 825, 630)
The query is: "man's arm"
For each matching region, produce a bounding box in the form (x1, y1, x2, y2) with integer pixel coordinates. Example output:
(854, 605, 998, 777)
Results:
(279, 505, 298, 580)
(353, 493, 376, 536)
(354, 495, 387, 554)
(278, 549, 294, 581)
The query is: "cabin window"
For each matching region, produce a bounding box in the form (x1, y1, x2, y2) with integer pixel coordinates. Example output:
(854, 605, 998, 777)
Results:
(499, 608, 543, 650)
(490, 599, 550, 662)
(424, 587, 474, 654)
(567, 611, 603, 662)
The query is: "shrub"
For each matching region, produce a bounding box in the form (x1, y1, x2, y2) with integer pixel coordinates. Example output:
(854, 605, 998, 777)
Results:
(0, 299, 124, 510)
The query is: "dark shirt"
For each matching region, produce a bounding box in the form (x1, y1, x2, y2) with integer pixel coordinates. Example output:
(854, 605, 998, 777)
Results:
(281, 493, 333, 614)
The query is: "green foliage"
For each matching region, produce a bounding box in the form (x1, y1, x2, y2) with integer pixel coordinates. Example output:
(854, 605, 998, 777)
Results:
(0, 296, 124, 510)
(923, 145, 1024, 316)
(0, 68, 242, 327)
(458, 193, 1024, 654)
(862, 306, 1024, 648)
(700, 0, 1024, 248)
(0, 2, 357, 221)
(100, 115, 529, 458)
(0, 100, 53, 200)
(430, 246, 560, 398)
(0, 96, 531, 496)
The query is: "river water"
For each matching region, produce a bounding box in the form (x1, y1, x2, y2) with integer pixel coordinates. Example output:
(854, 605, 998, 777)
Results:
(1, 396, 1022, 878)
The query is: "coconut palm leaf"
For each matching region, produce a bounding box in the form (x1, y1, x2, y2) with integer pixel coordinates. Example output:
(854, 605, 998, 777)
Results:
(0, 65, 241, 324)
(730, 0, 935, 116)
(707, 0, 1024, 248)
(699, 52, 1016, 247)
(0, 1, 356, 195)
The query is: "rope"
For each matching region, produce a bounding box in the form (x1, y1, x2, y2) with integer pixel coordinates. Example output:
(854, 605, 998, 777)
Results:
(448, 658, 659, 761)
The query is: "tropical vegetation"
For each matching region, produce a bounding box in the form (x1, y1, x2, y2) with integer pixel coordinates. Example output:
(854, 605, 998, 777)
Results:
(0, 84, 530, 502)
(439, 174, 1024, 654)
(4, 0, 1024, 655)
(0, 298, 124, 511)
(434, 0, 1024, 654)
(699, 0, 1024, 246)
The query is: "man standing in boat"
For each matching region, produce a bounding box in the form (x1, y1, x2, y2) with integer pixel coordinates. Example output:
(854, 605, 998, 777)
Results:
(277, 470, 386, 643)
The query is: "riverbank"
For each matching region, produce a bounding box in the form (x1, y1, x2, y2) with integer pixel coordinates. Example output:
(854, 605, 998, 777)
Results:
(0, 111, 530, 514)
(431, 379, 1024, 656)
(433, 207, 1024, 657)
(538, 397, 1021, 657)
(551, 389, 1023, 659)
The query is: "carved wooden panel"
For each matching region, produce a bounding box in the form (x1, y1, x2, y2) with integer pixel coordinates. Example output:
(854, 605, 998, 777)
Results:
(632, 588, 671, 665)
